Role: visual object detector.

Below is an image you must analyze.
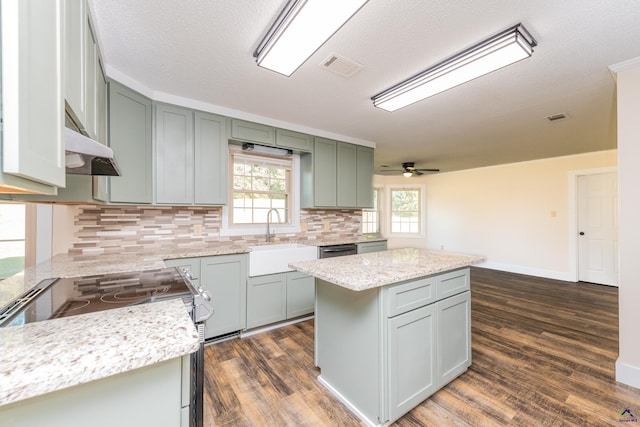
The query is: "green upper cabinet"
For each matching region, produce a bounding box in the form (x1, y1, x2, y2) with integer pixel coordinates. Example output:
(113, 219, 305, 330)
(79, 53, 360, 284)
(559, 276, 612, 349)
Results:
(231, 119, 275, 145)
(64, 0, 87, 130)
(0, 0, 65, 194)
(275, 128, 313, 152)
(337, 142, 357, 207)
(155, 103, 194, 204)
(301, 137, 374, 209)
(356, 145, 374, 208)
(194, 112, 228, 205)
(108, 81, 153, 204)
(155, 104, 228, 205)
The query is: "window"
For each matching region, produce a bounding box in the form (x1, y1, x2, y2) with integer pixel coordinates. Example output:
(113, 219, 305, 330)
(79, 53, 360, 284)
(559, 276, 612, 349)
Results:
(0, 203, 26, 279)
(387, 184, 426, 237)
(230, 151, 292, 226)
(362, 187, 381, 234)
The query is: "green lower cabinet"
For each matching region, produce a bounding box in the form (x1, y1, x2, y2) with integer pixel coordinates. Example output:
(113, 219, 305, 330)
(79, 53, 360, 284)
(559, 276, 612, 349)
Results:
(387, 304, 437, 421)
(314, 268, 471, 425)
(246, 271, 315, 329)
(286, 271, 315, 318)
(436, 291, 471, 387)
(246, 274, 287, 329)
(165, 254, 247, 340)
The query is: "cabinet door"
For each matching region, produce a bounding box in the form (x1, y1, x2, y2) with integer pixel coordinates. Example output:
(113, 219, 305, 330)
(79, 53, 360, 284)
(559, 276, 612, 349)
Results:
(337, 142, 357, 207)
(276, 129, 313, 152)
(437, 291, 471, 387)
(286, 271, 314, 318)
(155, 103, 194, 204)
(92, 61, 108, 202)
(247, 274, 286, 329)
(356, 146, 374, 208)
(231, 119, 275, 145)
(387, 304, 437, 421)
(64, 0, 86, 128)
(108, 81, 153, 203)
(194, 112, 228, 205)
(84, 17, 97, 140)
(313, 138, 337, 207)
(200, 254, 247, 338)
(1, 0, 65, 188)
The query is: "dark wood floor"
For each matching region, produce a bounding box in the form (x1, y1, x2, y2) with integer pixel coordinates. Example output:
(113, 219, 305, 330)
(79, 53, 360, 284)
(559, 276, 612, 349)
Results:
(203, 267, 640, 426)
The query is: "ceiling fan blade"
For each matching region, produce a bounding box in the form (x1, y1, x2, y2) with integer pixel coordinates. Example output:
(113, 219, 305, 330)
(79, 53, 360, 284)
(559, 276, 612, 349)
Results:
(413, 170, 424, 175)
(416, 168, 440, 172)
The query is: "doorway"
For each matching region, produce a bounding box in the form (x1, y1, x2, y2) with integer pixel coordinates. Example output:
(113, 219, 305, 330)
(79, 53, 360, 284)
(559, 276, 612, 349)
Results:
(575, 171, 618, 286)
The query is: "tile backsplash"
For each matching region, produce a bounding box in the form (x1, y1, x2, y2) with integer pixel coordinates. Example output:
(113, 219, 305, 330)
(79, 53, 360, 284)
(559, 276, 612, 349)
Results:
(70, 205, 362, 255)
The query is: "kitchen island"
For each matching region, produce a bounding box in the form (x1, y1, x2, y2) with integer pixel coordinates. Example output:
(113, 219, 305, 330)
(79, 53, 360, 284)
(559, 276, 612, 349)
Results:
(290, 248, 484, 426)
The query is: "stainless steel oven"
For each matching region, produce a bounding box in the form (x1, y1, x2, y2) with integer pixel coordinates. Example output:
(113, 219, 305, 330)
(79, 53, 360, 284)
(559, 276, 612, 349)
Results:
(0, 267, 213, 427)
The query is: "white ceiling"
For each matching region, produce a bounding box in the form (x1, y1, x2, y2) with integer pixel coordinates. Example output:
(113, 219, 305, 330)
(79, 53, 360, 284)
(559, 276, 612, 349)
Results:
(88, 0, 640, 173)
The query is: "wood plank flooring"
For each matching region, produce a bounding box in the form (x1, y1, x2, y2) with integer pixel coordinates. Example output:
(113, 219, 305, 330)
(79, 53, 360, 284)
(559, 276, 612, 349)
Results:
(203, 267, 640, 426)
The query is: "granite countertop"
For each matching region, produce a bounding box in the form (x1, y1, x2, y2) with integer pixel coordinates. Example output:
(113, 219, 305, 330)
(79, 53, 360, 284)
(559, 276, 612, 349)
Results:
(0, 236, 386, 407)
(0, 299, 199, 406)
(289, 248, 485, 291)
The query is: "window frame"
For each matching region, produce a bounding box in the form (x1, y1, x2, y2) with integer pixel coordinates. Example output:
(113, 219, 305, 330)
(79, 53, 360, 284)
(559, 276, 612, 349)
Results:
(385, 184, 426, 238)
(220, 146, 301, 236)
(362, 186, 382, 235)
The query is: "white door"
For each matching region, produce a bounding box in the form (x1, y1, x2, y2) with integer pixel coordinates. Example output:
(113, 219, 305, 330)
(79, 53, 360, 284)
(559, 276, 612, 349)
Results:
(577, 172, 618, 286)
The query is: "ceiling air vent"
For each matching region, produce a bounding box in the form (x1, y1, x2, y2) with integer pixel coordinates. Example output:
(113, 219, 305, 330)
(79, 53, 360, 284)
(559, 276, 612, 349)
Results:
(320, 53, 363, 78)
(546, 113, 567, 122)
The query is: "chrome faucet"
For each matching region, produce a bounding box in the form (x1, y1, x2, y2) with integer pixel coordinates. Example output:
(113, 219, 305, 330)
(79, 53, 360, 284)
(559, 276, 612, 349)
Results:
(266, 208, 282, 242)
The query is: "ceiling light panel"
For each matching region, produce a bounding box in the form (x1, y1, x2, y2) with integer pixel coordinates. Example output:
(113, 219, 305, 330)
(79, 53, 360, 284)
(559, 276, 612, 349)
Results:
(372, 24, 537, 112)
(255, 0, 369, 77)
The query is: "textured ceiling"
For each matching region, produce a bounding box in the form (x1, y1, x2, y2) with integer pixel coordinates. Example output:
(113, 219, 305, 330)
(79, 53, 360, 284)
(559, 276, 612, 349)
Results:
(88, 0, 639, 173)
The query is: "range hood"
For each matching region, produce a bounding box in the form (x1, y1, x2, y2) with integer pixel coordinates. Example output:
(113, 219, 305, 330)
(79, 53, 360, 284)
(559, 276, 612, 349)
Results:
(65, 128, 120, 176)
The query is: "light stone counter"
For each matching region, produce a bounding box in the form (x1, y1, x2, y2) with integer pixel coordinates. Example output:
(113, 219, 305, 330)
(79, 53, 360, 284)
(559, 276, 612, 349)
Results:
(0, 299, 199, 406)
(289, 247, 485, 291)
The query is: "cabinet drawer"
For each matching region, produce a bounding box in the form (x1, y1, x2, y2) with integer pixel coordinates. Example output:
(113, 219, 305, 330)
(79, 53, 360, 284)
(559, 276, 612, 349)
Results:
(386, 278, 436, 317)
(436, 268, 470, 300)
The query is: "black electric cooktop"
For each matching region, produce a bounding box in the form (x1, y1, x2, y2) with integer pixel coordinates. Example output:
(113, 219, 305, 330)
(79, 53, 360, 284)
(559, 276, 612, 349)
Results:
(0, 267, 193, 327)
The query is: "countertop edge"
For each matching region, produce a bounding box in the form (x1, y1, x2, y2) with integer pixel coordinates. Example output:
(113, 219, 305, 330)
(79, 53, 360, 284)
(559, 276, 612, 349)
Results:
(0, 299, 200, 407)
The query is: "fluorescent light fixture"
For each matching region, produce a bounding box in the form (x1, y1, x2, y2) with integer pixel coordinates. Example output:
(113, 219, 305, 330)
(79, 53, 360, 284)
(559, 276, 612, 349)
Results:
(242, 143, 293, 157)
(372, 23, 537, 112)
(254, 0, 369, 76)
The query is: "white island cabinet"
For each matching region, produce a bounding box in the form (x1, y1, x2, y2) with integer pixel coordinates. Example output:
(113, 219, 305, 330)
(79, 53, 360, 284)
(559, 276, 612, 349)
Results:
(290, 248, 483, 426)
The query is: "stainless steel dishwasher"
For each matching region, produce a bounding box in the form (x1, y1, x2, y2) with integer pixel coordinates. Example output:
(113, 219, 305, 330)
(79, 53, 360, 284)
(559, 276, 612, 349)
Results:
(318, 243, 357, 258)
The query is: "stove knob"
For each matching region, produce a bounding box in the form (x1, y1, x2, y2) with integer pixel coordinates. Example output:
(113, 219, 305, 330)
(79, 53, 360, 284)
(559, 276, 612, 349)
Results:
(199, 288, 211, 302)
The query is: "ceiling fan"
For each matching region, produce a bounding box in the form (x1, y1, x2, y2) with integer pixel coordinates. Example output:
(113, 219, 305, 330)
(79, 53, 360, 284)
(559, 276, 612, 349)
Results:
(380, 162, 440, 177)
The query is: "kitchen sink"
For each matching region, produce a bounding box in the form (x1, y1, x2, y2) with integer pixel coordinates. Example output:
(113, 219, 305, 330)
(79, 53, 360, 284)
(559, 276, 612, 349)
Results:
(249, 243, 317, 277)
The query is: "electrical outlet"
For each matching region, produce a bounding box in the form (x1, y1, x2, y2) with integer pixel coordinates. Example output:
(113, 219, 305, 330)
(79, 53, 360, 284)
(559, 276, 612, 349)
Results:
(550, 210, 558, 218)
(301, 223, 307, 232)
(193, 224, 203, 236)
(324, 223, 330, 232)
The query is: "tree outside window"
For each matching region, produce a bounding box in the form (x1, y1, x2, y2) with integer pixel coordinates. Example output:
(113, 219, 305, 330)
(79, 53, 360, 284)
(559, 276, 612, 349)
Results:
(390, 188, 421, 234)
(231, 153, 291, 225)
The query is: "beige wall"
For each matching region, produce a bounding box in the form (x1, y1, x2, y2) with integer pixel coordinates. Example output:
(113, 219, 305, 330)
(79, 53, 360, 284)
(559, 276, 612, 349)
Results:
(375, 150, 617, 280)
(614, 59, 640, 388)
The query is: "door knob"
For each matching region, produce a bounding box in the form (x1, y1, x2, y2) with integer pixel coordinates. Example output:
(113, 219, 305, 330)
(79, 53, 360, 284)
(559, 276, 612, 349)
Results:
(579, 232, 585, 236)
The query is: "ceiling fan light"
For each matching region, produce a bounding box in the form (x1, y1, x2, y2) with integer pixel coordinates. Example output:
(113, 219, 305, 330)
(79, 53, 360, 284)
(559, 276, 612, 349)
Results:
(255, 0, 369, 77)
(371, 23, 537, 111)
(403, 171, 413, 178)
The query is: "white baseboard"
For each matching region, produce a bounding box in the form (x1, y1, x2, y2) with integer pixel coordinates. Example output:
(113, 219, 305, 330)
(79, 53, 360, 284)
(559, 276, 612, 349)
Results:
(317, 375, 386, 427)
(474, 261, 573, 282)
(616, 359, 640, 389)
